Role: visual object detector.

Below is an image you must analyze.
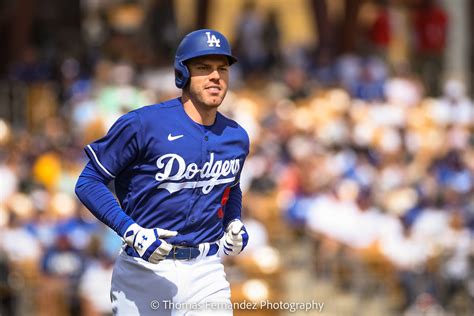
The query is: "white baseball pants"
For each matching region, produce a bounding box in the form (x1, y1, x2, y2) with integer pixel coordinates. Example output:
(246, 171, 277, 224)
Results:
(111, 247, 232, 316)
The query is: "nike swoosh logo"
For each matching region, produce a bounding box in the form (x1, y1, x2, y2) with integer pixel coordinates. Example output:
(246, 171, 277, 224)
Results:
(168, 133, 184, 141)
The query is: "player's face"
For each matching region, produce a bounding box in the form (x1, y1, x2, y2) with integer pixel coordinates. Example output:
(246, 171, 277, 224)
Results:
(186, 55, 229, 108)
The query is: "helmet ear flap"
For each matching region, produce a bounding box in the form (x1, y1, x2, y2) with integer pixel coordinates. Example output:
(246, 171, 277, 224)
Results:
(174, 60, 190, 89)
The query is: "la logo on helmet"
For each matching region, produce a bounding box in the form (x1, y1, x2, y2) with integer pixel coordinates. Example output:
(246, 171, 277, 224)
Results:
(205, 32, 221, 47)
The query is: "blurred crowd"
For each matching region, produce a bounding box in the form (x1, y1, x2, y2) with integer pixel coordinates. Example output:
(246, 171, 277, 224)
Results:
(0, 0, 473, 316)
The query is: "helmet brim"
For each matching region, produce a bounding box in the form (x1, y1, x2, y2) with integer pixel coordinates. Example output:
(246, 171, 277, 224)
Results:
(180, 50, 237, 65)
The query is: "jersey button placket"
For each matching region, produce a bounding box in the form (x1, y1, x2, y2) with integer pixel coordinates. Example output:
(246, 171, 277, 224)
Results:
(200, 131, 211, 196)
(185, 130, 206, 229)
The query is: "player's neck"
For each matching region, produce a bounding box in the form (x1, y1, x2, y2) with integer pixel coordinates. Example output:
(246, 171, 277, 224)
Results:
(181, 96, 217, 126)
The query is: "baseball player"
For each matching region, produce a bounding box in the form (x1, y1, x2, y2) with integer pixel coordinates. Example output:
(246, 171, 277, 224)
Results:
(75, 29, 249, 315)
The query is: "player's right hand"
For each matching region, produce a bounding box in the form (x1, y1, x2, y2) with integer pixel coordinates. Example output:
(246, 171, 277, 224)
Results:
(123, 223, 178, 263)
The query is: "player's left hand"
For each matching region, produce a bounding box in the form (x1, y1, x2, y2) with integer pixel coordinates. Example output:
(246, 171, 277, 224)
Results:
(221, 220, 249, 256)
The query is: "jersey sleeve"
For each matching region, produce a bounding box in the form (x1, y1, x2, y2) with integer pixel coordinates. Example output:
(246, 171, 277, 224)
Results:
(223, 183, 243, 227)
(85, 111, 142, 180)
(75, 161, 134, 236)
(224, 127, 250, 226)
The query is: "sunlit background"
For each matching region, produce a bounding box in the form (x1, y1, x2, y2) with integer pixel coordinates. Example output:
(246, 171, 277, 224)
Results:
(0, 0, 473, 315)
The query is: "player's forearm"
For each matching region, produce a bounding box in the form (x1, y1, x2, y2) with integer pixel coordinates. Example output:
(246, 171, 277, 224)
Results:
(75, 161, 134, 236)
(223, 183, 242, 227)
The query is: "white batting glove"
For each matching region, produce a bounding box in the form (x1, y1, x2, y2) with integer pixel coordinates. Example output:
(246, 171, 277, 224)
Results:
(124, 223, 178, 263)
(221, 220, 249, 256)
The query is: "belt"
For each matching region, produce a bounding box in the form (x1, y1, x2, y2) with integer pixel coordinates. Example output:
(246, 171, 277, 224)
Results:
(124, 243, 219, 260)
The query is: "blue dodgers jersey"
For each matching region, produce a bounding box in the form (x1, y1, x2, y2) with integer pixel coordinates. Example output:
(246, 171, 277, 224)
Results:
(85, 98, 249, 246)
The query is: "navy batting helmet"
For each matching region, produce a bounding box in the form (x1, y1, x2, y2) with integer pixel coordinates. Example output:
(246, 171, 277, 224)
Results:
(174, 29, 237, 89)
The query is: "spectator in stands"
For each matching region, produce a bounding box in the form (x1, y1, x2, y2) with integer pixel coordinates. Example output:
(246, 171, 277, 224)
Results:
(233, 1, 267, 78)
(40, 234, 86, 316)
(412, 0, 448, 96)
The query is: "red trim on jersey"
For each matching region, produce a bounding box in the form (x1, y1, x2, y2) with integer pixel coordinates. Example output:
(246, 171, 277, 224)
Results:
(217, 186, 231, 219)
